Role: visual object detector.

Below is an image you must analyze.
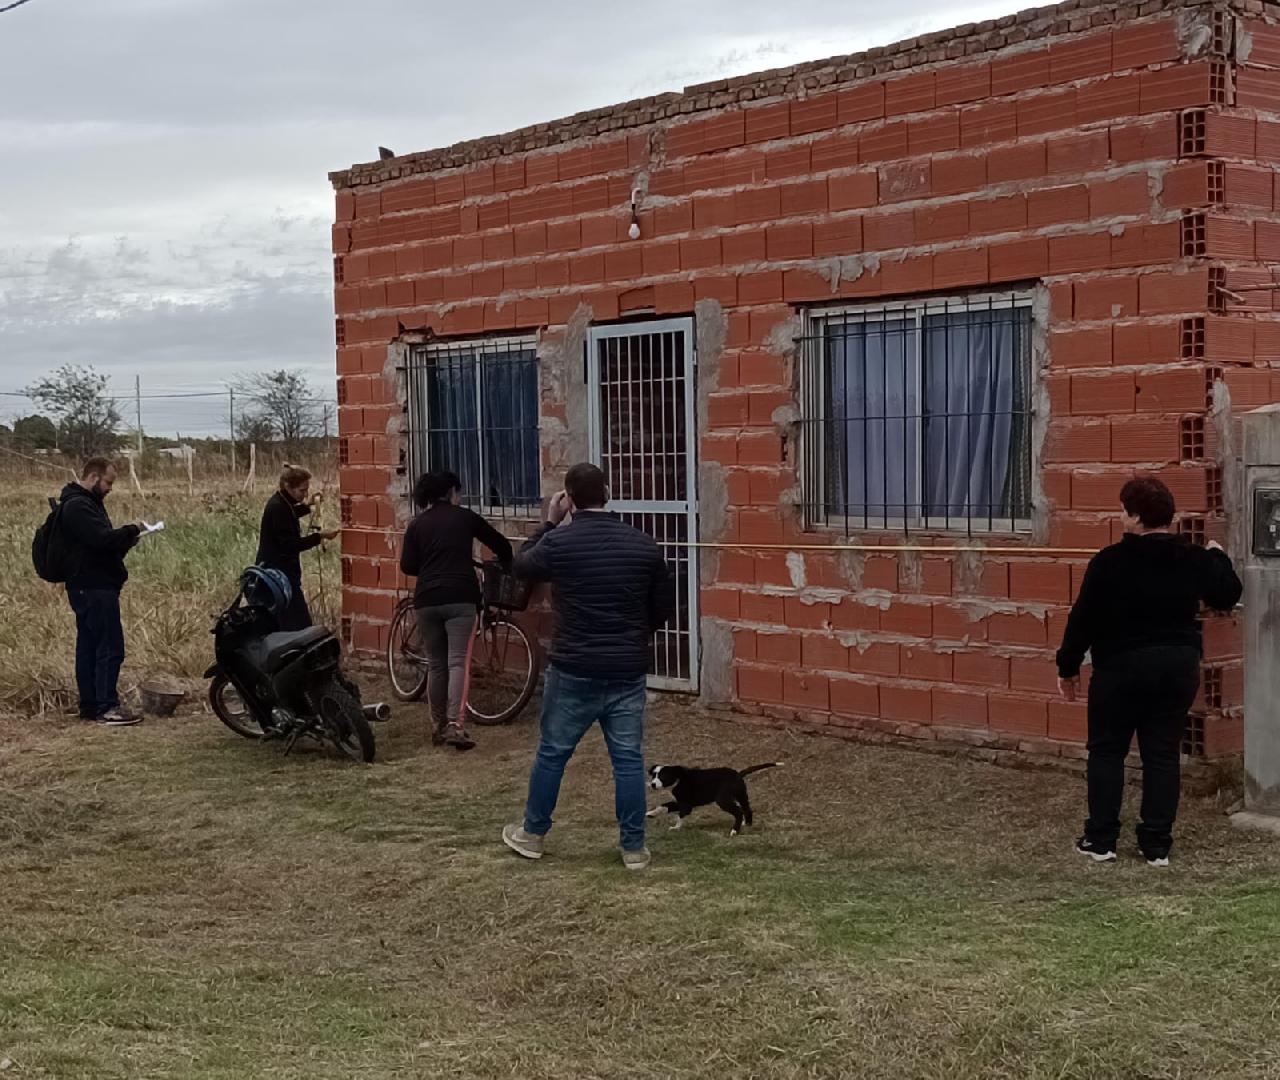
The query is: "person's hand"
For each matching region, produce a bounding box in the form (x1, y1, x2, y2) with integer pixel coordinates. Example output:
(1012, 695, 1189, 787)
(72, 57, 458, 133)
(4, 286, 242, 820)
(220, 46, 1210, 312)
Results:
(1057, 676, 1080, 702)
(547, 490, 572, 526)
(133, 521, 147, 532)
(1207, 540, 1224, 552)
(321, 529, 340, 541)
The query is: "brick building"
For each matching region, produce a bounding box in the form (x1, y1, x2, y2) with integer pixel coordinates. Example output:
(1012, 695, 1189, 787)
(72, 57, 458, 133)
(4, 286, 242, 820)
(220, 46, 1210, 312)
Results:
(330, 0, 1277, 768)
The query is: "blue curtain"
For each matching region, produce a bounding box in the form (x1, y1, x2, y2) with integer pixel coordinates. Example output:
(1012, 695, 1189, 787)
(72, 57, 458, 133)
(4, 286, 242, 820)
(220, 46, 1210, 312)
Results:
(922, 308, 1020, 523)
(825, 306, 1029, 528)
(825, 318, 919, 527)
(480, 351, 540, 508)
(425, 348, 539, 509)
(426, 354, 480, 498)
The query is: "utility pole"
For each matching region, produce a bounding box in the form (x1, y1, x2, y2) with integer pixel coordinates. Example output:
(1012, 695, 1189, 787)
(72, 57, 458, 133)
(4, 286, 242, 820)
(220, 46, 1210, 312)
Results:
(229, 387, 236, 476)
(323, 404, 333, 478)
(135, 375, 143, 455)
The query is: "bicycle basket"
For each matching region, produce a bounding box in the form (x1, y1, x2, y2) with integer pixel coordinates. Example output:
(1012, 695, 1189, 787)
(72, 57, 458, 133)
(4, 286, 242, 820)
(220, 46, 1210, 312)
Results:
(481, 561, 532, 612)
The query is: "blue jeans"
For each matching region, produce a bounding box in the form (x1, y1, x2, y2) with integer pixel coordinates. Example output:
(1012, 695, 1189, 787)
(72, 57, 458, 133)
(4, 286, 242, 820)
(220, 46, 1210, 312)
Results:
(67, 588, 126, 718)
(523, 667, 648, 851)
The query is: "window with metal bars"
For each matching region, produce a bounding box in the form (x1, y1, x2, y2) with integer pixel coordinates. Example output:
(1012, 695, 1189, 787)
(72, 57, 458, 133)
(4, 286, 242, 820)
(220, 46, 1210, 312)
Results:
(404, 336, 541, 519)
(799, 292, 1036, 534)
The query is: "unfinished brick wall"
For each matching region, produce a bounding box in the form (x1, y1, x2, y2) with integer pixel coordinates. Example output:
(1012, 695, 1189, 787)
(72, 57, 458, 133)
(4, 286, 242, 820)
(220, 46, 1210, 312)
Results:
(332, 0, 1279, 765)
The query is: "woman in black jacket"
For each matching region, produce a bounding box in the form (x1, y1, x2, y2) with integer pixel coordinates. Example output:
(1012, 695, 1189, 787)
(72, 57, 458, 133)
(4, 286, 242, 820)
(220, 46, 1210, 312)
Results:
(1057, 476, 1242, 866)
(256, 465, 338, 631)
(400, 470, 512, 751)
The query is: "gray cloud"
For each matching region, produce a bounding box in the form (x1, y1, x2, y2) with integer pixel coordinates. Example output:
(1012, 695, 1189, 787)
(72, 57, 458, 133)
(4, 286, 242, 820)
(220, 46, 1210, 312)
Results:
(0, 0, 1010, 434)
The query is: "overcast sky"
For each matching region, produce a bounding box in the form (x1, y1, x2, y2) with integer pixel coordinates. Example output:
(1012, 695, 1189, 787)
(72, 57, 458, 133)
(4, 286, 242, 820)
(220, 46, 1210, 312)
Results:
(0, 0, 1010, 435)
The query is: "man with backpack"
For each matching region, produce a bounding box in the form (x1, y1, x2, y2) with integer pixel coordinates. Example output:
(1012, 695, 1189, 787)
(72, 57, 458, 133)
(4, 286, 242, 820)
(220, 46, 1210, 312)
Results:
(37, 457, 146, 726)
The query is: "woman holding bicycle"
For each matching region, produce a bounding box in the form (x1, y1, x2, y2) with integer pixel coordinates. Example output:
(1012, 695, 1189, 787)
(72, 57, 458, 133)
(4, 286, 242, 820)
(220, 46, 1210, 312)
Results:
(399, 470, 512, 751)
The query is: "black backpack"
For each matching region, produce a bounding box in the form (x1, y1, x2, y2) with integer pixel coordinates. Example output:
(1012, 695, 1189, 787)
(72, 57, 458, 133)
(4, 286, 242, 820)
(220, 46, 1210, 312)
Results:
(32, 496, 76, 583)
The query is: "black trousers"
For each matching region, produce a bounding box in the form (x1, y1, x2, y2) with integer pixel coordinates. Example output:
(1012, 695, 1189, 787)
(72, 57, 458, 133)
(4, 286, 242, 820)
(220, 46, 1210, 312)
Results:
(1085, 646, 1200, 856)
(278, 576, 313, 632)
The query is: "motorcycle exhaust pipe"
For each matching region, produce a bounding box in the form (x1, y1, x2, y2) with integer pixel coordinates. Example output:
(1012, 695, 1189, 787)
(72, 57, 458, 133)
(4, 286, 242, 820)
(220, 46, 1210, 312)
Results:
(363, 702, 392, 723)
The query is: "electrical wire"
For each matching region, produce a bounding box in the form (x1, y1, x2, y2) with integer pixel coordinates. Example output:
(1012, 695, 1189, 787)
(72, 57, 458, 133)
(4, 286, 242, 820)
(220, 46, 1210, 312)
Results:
(0, 0, 38, 12)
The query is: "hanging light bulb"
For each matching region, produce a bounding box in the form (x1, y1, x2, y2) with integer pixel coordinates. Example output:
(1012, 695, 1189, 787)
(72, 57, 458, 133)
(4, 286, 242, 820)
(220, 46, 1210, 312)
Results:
(628, 187, 641, 240)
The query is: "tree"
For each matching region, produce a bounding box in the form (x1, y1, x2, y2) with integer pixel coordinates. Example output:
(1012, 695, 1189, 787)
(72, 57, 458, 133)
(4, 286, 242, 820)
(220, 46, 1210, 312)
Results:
(12, 414, 57, 449)
(233, 370, 323, 454)
(233, 411, 276, 446)
(24, 366, 122, 458)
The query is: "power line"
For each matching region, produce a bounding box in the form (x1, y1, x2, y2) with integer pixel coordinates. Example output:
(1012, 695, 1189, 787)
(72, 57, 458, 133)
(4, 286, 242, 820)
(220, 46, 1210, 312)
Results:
(0, 0, 38, 12)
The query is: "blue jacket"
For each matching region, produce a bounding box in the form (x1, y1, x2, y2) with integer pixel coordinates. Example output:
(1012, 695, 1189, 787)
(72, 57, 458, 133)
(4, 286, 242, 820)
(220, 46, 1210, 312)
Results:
(514, 511, 673, 680)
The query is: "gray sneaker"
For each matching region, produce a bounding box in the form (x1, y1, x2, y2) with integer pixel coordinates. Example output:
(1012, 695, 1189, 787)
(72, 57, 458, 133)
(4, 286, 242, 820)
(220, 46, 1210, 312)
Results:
(442, 723, 476, 751)
(502, 823, 544, 860)
(620, 847, 652, 872)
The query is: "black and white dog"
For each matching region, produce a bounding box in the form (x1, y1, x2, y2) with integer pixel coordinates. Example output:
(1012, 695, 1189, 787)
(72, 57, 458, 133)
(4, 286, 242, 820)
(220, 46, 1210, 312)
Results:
(647, 762, 783, 836)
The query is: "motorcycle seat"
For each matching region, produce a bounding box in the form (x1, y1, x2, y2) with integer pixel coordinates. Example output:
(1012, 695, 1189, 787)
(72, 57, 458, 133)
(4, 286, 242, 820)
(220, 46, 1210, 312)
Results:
(254, 626, 332, 672)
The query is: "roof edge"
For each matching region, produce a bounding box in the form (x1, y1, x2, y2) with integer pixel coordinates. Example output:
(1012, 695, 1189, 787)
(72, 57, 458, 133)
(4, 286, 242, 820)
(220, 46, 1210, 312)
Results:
(331, 0, 1232, 189)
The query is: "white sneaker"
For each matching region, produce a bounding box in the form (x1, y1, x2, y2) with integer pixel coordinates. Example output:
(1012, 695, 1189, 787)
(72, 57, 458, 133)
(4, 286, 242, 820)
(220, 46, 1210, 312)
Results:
(502, 823, 544, 860)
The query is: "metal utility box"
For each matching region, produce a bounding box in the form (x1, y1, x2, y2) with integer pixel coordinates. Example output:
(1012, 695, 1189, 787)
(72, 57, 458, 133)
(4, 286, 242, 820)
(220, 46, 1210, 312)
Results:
(1253, 488, 1280, 558)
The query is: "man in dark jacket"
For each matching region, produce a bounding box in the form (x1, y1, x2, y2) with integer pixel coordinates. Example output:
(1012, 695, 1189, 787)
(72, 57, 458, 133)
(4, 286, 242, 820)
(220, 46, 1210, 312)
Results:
(60, 457, 146, 726)
(502, 463, 672, 872)
(256, 465, 338, 632)
(1057, 476, 1242, 866)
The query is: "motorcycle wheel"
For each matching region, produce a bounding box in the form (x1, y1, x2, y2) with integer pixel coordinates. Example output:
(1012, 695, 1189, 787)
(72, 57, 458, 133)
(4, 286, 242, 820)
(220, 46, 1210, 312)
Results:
(209, 675, 268, 739)
(308, 679, 375, 763)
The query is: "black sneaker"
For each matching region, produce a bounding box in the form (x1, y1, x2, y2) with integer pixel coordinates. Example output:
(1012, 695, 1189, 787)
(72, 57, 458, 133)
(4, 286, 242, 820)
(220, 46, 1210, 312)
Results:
(1075, 837, 1117, 862)
(96, 709, 142, 727)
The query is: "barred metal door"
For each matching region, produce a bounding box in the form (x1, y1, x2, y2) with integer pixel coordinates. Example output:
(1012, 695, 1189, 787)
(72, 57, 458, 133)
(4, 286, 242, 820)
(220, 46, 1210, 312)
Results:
(586, 319, 699, 692)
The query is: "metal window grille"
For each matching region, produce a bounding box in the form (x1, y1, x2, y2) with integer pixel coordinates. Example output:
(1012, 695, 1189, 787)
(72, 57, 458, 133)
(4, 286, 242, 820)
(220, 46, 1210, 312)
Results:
(586, 319, 700, 691)
(799, 291, 1036, 536)
(404, 337, 541, 522)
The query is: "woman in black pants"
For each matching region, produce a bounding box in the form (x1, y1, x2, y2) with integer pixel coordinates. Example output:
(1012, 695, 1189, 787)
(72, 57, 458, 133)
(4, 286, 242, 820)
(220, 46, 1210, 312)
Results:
(1057, 477, 1242, 866)
(400, 470, 512, 751)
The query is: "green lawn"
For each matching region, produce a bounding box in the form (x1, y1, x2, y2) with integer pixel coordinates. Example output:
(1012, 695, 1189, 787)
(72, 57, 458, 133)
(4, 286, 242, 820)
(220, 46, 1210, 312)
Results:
(3, 691, 1279, 1079)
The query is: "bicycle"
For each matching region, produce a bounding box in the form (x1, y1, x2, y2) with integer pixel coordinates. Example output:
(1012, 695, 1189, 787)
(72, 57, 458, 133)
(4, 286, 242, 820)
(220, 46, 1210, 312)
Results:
(386, 560, 541, 724)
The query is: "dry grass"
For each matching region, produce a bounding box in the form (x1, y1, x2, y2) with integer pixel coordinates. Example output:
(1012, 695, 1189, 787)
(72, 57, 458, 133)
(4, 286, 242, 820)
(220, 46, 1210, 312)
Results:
(0, 474, 339, 713)
(3, 476, 1280, 1078)
(4, 691, 1280, 1079)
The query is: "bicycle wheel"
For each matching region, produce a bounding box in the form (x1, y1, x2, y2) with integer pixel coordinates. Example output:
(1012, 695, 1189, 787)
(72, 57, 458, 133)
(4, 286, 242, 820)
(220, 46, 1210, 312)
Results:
(386, 598, 429, 702)
(466, 614, 540, 725)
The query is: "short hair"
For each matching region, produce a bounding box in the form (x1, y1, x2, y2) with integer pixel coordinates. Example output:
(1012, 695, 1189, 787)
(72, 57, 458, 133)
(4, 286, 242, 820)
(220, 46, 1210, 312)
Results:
(414, 470, 462, 508)
(1120, 476, 1176, 529)
(565, 462, 608, 510)
(279, 465, 311, 491)
(81, 456, 114, 479)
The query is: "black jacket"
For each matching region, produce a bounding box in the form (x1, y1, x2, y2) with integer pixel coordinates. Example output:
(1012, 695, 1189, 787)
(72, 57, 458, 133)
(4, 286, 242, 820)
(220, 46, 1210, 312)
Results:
(514, 512, 673, 681)
(256, 490, 322, 582)
(400, 503, 512, 608)
(59, 482, 140, 592)
(1056, 533, 1243, 678)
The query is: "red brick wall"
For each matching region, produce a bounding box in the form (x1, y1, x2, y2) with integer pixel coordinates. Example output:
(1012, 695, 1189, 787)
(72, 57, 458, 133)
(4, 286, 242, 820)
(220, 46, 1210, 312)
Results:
(332, 0, 1275, 761)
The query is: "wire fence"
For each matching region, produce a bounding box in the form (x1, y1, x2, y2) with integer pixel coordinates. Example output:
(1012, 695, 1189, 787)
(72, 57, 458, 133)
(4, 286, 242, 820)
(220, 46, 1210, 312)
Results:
(0, 377, 339, 491)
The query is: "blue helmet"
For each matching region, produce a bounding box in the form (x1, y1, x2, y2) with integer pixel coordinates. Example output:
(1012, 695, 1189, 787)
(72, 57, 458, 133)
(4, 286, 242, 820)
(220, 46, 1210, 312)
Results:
(241, 566, 292, 619)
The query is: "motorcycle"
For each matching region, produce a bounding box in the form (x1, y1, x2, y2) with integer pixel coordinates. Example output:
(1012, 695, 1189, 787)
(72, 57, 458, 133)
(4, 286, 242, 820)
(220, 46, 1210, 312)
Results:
(205, 567, 388, 763)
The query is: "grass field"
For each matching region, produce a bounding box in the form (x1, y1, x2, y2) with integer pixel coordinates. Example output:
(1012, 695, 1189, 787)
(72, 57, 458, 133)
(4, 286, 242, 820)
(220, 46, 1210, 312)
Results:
(3, 475, 1280, 1078)
(0, 473, 339, 714)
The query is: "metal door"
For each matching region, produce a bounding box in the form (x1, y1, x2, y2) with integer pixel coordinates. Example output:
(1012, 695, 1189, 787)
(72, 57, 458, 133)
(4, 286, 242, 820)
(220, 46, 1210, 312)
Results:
(586, 319, 699, 692)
